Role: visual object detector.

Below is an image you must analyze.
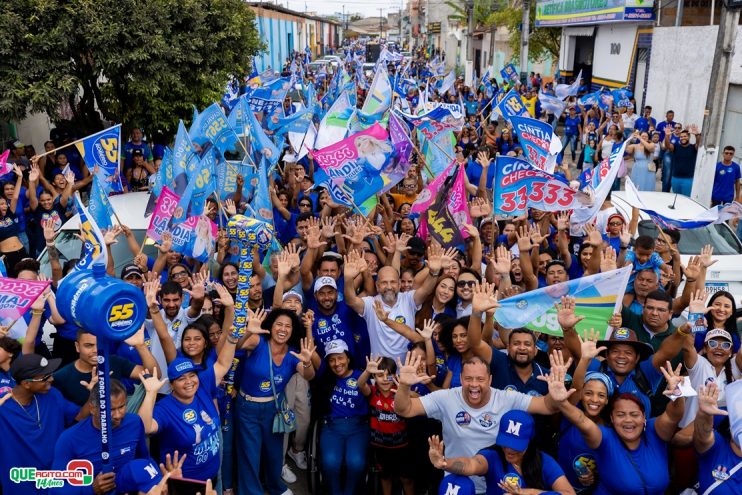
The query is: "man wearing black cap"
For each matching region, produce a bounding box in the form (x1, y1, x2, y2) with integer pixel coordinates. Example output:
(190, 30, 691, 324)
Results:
(121, 262, 145, 289)
(402, 236, 427, 274)
(0, 354, 89, 495)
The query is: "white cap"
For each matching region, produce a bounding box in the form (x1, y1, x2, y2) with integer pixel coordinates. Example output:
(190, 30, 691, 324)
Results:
(324, 339, 349, 356)
(282, 290, 304, 303)
(705, 328, 733, 343)
(314, 276, 337, 293)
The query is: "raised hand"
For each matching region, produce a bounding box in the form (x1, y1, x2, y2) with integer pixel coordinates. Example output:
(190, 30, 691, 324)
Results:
(124, 325, 146, 347)
(396, 351, 434, 386)
(224, 198, 237, 217)
(306, 218, 326, 250)
(159, 450, 187, 479)
(607, 312, 622, 328)
(557, 212, 570, 232)
(276, 250, 293, 278)
(185, 270, 207, 300)
(515, 225, 532, 252)
(462, 224, 479, 239)
(688, 289, 709, 314)
(103, 225, 122, 246)
(373, 300, 389, 321)
(601, 245, 617, 272)
(556, 296, 585, 330)
(539, 350, 576, 403)
(28, 164, 39, 182)
(471, 281, 500, 313)
(699, 244, 717, 268)
(302, 309, 315, 332)
(492, 245, 512, 275)
(212, 282, 234, 308)
(365, 355, 383, 374)
(619, 225, 631, 246)
(529, 224, 544, 246)
(158, 231, 173, 254)
(290, 337, 316, 364)
(144, 279, 160, 308)
(697, 382, 728, 417)
(427, 436, 447, 470)
(681, 256, 702, 281)
(246, 308, 269, 335)
(416, 319, 436, 340)
(64, 170, 76, 186)
(660, 361, 685, 397)
(577, 328, 607, 361)
(138, 367, 167, 394)
(343, 249, 365, 280)
(320, 216, 337, 239)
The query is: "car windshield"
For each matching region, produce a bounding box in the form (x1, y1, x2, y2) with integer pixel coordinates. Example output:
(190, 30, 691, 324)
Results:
(37, 229, 158, 278)
(638, 220, 742, 255)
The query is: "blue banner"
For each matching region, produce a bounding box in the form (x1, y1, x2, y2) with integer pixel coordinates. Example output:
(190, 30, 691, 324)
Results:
(496, 89, 530, 121)
(494, 156, 589, 215)
(73, 193, 107, 271)
(248, 77, 293, 122)
(88, 175, 114, 231)
(74, 125, 123, 194)
(509, 116, 561, 171)
(189, 103, 241, 157)
(500, 64, 519, 82)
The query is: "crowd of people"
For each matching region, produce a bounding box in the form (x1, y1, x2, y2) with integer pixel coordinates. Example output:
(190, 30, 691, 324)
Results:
(0, 41, 741, 495)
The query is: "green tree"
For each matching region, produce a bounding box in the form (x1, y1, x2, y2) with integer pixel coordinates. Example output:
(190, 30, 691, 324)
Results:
(487, 0, 560, 63)
(0, 0, 264, 138)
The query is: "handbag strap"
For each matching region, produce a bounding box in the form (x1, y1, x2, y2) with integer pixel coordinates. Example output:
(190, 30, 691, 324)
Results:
(266, 340, 281, 412)
(701, 459, 742, 495)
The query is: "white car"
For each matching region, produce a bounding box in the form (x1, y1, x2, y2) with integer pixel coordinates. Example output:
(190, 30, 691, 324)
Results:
(37, 192, 158, 344)
(611, 191, 742, 301)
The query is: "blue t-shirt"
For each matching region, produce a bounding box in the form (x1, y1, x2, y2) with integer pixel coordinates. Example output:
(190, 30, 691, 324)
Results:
(152, 382, 220, 481)
(273, 208, 298, 244)
(0, 368, 14, 397)
(52, 414, 150, 495)
(309, 301, 369, 364)
(446, 354, 463, 388)
(634, 117, 657, 133)
(587, 358, 662, 415)
(465, 100, 479, 115)
(480, 448, 564, 494)
(328, 369, 369, 418)
(465, 158, 496, 190)
(490, 349, 549, 396)
(625, 250, 664, 280)
(0, 387, 79, 495)
(0, 211, 20, 241)
(593, 419, 669, 495)
(712, 161, 741, 202)
(558, 416, 598, 491)
(564, 116, 581, 136)
(239, 336, 299, 398)
(697, 432, 742, 495)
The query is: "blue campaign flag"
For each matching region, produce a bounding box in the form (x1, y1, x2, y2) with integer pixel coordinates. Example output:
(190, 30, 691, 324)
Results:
(244, 97, 279, 167)
(73, 193, 108, 271)
(493, 156, 589, 216)
(0, 257, 6, 277)
(267, 106, 312, 137)
(88, 175, 114, 231)
(597, 90, 614, 111)
(496, 89, 530, 121)
(152, 147, 172, 198)
(74, 124, 123, 193)
(500, 64, 519, 83)
(578, 91, 600, 107)
(538, 91, 567, 117)
(611, 88, 633, 108)
(248, 77, 293, 122)
(172, 146, 217, 224)
(189, 103, 241, 157)
(221, 79, 241, 111)
(509, 115, 562, 171)
(250, 156, 275, 224)
(171, 121, 199, 197)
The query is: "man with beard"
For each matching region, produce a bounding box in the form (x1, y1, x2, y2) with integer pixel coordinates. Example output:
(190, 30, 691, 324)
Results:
(665, 125, 702, 196)
(394, 353, 568, 494)
(343, 244, 451, 361)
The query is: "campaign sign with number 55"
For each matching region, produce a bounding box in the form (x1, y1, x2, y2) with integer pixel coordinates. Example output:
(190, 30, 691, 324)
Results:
(494, 156, 591, 216)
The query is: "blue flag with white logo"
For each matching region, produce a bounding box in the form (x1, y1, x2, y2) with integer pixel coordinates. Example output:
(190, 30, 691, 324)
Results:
(73, 193, 108, 271)
(88, 175, 114, 231)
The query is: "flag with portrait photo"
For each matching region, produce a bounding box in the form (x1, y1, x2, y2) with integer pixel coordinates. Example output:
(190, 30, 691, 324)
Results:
(0, 150, 11, 176)
(189, 103, 241, 157)
(0, 277, 52, 337)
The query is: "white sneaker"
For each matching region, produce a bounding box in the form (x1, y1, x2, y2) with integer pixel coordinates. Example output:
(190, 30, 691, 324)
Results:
(281, 489, 294, 495)
(288, 448, 308, 470)
(281, 464, 297, 484)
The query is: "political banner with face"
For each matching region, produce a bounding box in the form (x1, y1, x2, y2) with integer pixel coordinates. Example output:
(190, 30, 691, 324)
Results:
(496, 89, 530, 121)
(509, 116, 563, 172)
(494, 157, 591, 216)
(500, 64, 519, 83)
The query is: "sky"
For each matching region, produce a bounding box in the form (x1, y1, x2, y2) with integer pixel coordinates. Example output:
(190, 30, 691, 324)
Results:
(277, 0, 406, 17)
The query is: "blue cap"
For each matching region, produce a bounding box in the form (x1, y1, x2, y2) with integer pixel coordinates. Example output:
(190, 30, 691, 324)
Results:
(167, 357, 197, 381)
(115, 459, 162, 493)
(438, 474, 475, 495)
(496, 410, 535, 452)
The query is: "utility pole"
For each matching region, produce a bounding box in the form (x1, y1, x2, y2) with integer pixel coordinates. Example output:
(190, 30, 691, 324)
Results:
(465, 0, 475, 85)
(380, 8, 384, 39)
(691, 2, 741, 206)
(520, 0, 531, 85)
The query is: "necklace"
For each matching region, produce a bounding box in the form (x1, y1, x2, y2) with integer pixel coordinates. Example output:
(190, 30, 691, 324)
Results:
(11, 393, 41, 429)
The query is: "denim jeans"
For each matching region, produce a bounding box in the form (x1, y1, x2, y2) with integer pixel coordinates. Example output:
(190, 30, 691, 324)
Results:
(320, 416, 369, 495)
(221, 400, 236, 490)
(662, 150, 673, 192)
(671, 177, 693, 196)
(237, 396, 286, 495)
(563, 134, 579, 161)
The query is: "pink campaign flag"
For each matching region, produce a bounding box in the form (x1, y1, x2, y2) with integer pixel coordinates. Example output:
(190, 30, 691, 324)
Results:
(147, 186, 180, 242)
(410, 159, 456, 215)
(0, 278, 52, 327)
(0, 150, 11, 176)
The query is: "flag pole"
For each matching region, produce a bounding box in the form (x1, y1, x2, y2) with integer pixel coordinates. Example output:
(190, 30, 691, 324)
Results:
(32, 125, 121, 160)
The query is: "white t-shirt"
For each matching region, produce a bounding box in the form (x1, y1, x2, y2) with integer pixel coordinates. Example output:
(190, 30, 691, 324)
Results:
(622, 113, 639, 130)
(679, 354, 742, 427)
(419, 387, 532, 493)
(361, 290, 420, 362)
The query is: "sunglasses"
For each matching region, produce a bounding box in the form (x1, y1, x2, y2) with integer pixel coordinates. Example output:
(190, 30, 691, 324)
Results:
(25, 373, 53, 383)
(299, 203, 311, 207)
(707, 340, 732, 351)
(608, 221, 624, 226)
(456, 280, 476, 288)
(171, 271, 188, 279)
